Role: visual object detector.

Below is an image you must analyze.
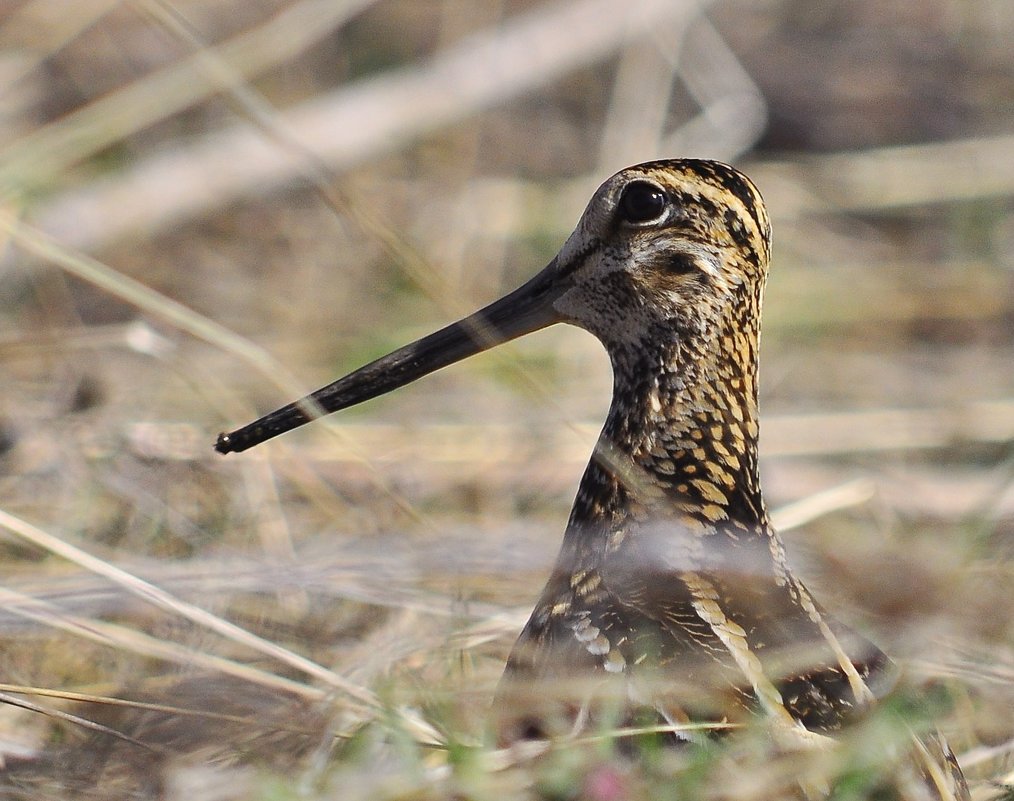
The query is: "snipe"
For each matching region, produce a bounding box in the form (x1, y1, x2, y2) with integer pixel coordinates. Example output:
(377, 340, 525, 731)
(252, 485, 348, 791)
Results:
(217, 160, 967, 799)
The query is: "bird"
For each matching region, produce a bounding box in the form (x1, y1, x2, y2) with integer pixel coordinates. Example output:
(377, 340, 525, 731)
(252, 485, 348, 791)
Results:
(216, 159, 968, 799)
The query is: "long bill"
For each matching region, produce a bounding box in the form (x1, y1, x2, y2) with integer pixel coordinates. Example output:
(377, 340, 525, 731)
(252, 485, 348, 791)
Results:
(215, 259, 568, 454)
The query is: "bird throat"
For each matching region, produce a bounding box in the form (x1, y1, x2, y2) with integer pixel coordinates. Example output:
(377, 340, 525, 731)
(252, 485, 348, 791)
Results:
(569, 317, 768, 547)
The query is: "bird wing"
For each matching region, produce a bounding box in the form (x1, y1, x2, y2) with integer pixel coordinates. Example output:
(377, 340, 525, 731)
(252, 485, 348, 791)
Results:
(599, 523, 897, 732)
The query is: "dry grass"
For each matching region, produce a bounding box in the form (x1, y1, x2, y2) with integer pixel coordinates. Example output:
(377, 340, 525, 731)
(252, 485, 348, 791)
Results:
(0, 1, 1012, 799)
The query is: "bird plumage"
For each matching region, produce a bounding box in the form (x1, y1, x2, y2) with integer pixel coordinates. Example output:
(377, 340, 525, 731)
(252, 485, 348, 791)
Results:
(490, 161, 892, 744)
(217, 159, 968, 799)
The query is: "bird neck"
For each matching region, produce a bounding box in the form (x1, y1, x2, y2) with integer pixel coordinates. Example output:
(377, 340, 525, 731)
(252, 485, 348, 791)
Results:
(569, 323, 769, 539)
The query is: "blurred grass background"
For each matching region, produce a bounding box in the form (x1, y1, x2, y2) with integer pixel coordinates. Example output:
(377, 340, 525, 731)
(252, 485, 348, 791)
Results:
(0, 0, 1012, 798)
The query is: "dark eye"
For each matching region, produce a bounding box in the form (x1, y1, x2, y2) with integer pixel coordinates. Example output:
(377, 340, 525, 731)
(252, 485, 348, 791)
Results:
(665, 253, 697, 274)
(618, 181, 667, 224)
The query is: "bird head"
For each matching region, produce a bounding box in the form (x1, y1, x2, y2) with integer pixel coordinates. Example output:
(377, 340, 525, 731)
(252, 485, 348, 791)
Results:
(215, 160, 771, 454)
(549, 160, 770, 354)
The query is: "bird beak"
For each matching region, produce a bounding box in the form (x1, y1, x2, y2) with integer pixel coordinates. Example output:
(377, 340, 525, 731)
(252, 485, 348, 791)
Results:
(216, 258, 568, 454)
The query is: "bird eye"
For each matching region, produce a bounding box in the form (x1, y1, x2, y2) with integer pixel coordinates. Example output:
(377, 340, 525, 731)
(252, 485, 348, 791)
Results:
(665, 253, 697, 275)
(618, 181, 667, 224)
